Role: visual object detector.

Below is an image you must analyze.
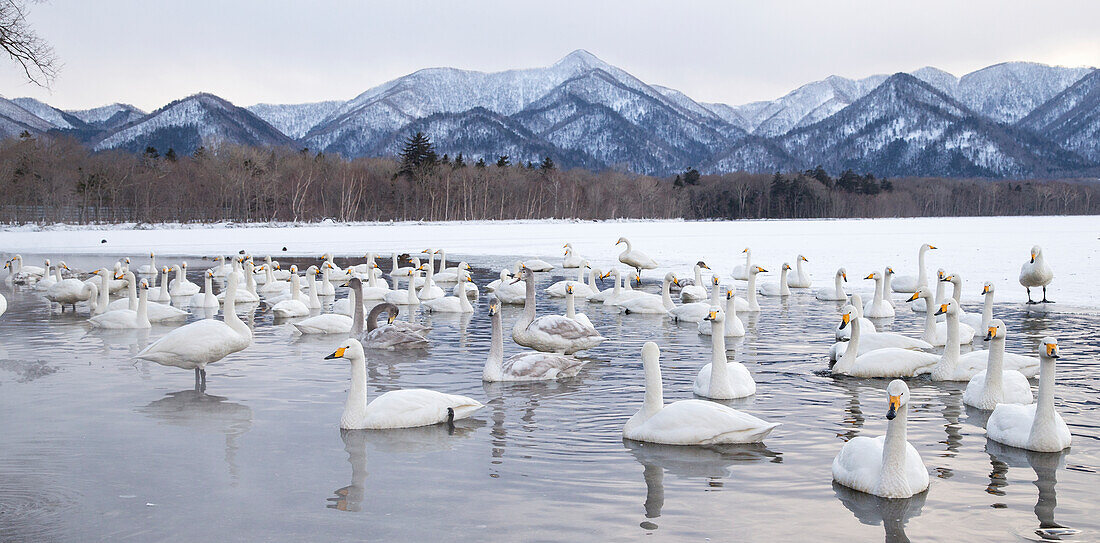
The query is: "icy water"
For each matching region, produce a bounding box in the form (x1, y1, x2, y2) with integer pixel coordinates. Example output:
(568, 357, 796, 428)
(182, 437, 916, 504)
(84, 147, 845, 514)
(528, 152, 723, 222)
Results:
(1, 254, 1098, 542)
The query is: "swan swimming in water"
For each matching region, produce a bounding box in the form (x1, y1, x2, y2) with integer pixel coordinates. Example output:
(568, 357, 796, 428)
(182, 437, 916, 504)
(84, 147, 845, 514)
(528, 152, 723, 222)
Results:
(930, 300, 1038, 381)
(963, 320, 1034, 410)
(511, 267, 605, 354)
(563, 283, 593, 329)
(986, 338, 1070, 452)
(135, 272, 252, 384)
(906, 287, 975, 346)
(679, 261, 711, 303)
(698, 288, 745, 337)
(546, 261, 593, 298)
(482, 301, 587, 382)
(623, 342, 778, 445)
(758, 263, 792, 297)
(90, 279, 152, 329)
(835, 293, 877, 341)
(730, 248, 752, 280)
(1019, 245, 1054, 304)
(891, 244, 936, 293)
(355, 302, 430, 350)
(328, 338, 482, 429)
(787, 255, 812, 289)
(832, 305, 938, 378)
(614, 272, 678, 314)
(421, 275, 475, 313)
(862, 270, 895, 318)
(832, 380, 929, 499)
(816, 268, 848, 301)
(562, 243, 585, 269)
(693, 307, 755, 399)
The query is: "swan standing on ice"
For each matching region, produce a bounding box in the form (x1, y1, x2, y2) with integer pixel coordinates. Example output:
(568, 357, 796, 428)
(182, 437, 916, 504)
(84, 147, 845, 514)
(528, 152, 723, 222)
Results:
(616, 237, 658, 277)
(135, 272, 252, 384)
(483, 301, 587, 382)
(759, 263, 792, 297)
(832, 306, 938, 378)
(511, 267, 605, 354)
(730, 248, 752, 280)
(816, 268, 848, 301)
(1019, 245, 1054, 304)
(562, 243, 585, 268)
(699, 289, 745, 337)
(986, 338, 1071, 452)
(832, 380, 929, 498)
(355, 302, 430, 350)
(963, 320, 1034, 410)
(679, 262, 711, 303)
(327, 338, 482, 429)
(623, 342, 778, 445)
(862, 271, 895, 318)
(891, 244, 936, 293)
(693, 307, 755, 399)
(788, 255, 812, 288)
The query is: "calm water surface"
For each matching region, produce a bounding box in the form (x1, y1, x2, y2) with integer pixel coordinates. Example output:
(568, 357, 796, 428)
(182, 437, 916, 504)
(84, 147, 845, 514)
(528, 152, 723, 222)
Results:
(1, 254, 1097, 542)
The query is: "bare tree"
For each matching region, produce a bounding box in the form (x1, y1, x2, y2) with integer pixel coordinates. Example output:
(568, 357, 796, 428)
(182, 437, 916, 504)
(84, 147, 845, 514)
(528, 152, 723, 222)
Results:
(0, 0, 57, 87)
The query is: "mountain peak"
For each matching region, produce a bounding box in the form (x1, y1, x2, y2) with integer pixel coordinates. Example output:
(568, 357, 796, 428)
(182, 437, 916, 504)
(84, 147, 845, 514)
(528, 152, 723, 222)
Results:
(554, 49, 608, 71)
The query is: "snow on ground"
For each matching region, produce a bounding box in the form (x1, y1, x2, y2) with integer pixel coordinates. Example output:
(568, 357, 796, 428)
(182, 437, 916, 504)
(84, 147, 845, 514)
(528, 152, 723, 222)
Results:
(1, 215, 1095, 308)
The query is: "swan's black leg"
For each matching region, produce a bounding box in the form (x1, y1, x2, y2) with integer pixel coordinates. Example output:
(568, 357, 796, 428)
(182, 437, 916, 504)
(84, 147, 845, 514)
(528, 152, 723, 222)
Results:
(200, 368, 207, 386)
(194, 367, 201, 389)
(1026, 287, 1035, 304)
(1042, 286, 1053, 303)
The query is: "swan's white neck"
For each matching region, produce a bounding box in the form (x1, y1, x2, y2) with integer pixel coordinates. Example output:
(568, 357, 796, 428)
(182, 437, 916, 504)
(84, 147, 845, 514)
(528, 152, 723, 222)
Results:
(836, 316, 860, 373)
(95, 271, 110, 314)
(871, 276, 884, 306)
(1030, 357, 1059, 447)
(419, 255, 436, 297)
(136, 286, 150, 327)
(725, 295, 740, 334)
(458, 280, 473, 312)
(916, 246, 929, 287)
(660, 278, 675, 311)
(342, 354, 369, 428)
(308, 272, 321, 307)
(484, 310, 505, 381)
(203, 274, 215, 307)
(290, 273, 302, 300)
(981, 335, 1006, 405)
(694, 265, 704, 286)
(351, 283, 364, 335)
(934, 280, 945, 305)
(834, 274, 845, 297)
(879, 403, 913, 498)
(576, 265, 586, 282)
(795, 259, 805, 278)
(709, 318, 729, 397)
(981, 292, 994, 331)
(746, 272, 759, 308)
(778, 267, 790, 294)
(519, 273, 537, 329)
(587, 268, 601, 294)
(566, 290, 577, 319)
(932, 309, 961, 380)
(126, 272, 138, 311)
(640, 352, 664, 420)
(406, 271, 419, 304)
(222, 276, 250, 341)
(950, 280, 962, 303)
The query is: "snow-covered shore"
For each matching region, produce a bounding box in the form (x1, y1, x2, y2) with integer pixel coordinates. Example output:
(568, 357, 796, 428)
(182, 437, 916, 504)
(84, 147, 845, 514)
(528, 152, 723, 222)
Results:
(2, 215, 1095, 308)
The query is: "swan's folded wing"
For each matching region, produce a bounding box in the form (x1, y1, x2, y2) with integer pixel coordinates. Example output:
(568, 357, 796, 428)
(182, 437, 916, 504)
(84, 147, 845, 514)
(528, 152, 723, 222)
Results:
(832, 436, 884, 493)
(531, 315, 601, 339)
(986, 403, 1035, 448)
(503, 353, 586, 380)
(903, 442, 930, 492)
(363, 390, 483, 428)
(638, 400, 777, 445)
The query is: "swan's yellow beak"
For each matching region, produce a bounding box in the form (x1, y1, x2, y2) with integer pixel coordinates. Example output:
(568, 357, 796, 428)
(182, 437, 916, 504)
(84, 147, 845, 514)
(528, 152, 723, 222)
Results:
(488, 303, 498, 316)
(742, 248, 748, 253)
(387, 314, 396, 325)
(1030, 253, 1036, 263)
(701, 263, 710, 269)
(726, 289, 733, 298)
(566, 285, 573, 294)
(985, 326, 997, 341)
(1045, 342, 1058, 358)
(887, 395, 901, 420)
(886, 267, 893, 274)
(864, 273, 874, 280)
(982, 285, 990, 294)
(842, 272, 848, 281)
(943, 275, 954, 282)
(324, 347, 347, 360)
(801, 256, 808, 262)
(934, 303, 949, 316)
(711, 276, 720, 285)
(907, 292, 919, 302)
(840, 313, 850, 329)
(466, 276, 474, 283)
(756, 266, 767, 273)
(704, 309, 717, 321)
(929, 245, 937, 250)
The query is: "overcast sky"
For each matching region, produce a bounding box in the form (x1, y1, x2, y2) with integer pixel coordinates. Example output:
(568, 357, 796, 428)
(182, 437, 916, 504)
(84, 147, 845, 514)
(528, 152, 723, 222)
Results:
(3, 0, 1098, 112)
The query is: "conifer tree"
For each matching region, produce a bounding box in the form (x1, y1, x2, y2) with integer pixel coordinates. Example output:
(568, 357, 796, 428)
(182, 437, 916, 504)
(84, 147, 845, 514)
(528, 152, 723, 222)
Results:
(495, 155, 510, 168)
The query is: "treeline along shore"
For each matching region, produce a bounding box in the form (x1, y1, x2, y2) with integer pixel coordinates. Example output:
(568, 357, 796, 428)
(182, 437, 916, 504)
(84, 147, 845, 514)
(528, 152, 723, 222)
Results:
(1, 133, 1098, 225)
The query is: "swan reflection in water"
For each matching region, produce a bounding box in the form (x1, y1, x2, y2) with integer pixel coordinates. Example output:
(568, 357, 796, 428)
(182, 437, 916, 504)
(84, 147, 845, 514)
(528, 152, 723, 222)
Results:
(984, 440, 1078, 541)
(329, 420, 483, 512)
(623, 439, 781, 531)
(137, 383, 253, 481)
(833, 482, 927, 543)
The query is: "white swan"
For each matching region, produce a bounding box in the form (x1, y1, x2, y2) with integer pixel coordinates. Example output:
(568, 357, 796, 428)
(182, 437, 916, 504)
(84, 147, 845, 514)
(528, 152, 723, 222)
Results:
(598, 268, 646, 306)
(46, 266, 95, 312)
(136, 252, 157, 275)
(1019, 245, 1054, 304)
(906, 287, 975, 346)
(190, 270, 219, 309)
(973, 282, 996, 336)
(940, 273, 982, 330)
(623, 342, 778, 445)
(422, 275, 475, 313)
(33, 260, 58, 291)
(742, 265, 765, 311)
(257, 262, 290, 294)
(135, 272, 252, 383)
(384, 269, 421, 306)
(0, 290, 5, 317)
(169, 263, 201, 297)
(930, 299, 1035, 381)
(816, 268, 848, 301)
(328, 338, 482, 429)
(562, 243, 585, 269)
(547, 261, 594, 298)
(5, 255, 45, 284)
(832, 306, 938, 378)
(835, 293, 877, 341)
(615, 272, 678, 314)
(730, 248, 751, 280)
(356, 302, 430, 350)
(788, 255, 812, 288)
(698, 288, 745, 337)
(360, 262, 393, 300)
(416, 256, 445, 301)
(483, 301, 587, 382)
(829, 308, 932, 361)
(679, 262, 711, 303)
(881, 267, 898, 308)
(670, 275, 721, 322)
(216, 261, 260, 304)
(452, 269, 479, 302)
(963, 320, 1035, 410)
(832, 380, 929, 498)
(303, 267, 323, 310)
(985, 338, 1070, 452)
(862, 271, 895, 318)
(911, 269, 945, 313)
(563, 283, 593, 329)
(272, 271, 311, 318)
(693, 307, 755, 399)
(493, 267, 527, 305)
(759, 263, 792, 297)
(388, 252, 417, 280)
(148, 267, 172, 303)
(293, 281, 354, 335)
(523, 258, 554, 272)
(891, 244, 936, 293)
(616, 236, 658, 275)
(433, 258, 470, 284)
(90, 280, 151, 329)
(511, 267, 605, 354)
(208, 255, 233, 278)
(110, 271, 188, 322)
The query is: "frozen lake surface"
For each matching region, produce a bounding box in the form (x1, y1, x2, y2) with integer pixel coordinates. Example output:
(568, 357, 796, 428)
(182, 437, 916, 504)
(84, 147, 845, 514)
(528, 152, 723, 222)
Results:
(1, 216, 1098, 541)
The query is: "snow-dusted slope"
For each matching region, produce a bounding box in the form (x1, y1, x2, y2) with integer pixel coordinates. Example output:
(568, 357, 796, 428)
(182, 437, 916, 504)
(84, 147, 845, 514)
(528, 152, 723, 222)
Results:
(774, 73, 1089, 177)
(12, 97, 84, 130)
(1018, 70, 1100, 162)
(955, 62, 1093, 123)
(739, 74, 890, 137)
(94, 93, 294, 154)
(66, 103, 145, 130)
(247, 100, 342, 140)
(0, 96, 54, 138)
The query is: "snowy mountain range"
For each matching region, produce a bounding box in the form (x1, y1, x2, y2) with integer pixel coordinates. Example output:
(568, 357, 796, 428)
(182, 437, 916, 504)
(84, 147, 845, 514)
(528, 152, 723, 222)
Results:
(3, 50, 1098, 178)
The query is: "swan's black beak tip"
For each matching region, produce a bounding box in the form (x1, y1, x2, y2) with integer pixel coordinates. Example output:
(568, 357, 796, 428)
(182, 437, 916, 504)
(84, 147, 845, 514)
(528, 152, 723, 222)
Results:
(324, 351, 339, 360)
(886, 409, 897, 421)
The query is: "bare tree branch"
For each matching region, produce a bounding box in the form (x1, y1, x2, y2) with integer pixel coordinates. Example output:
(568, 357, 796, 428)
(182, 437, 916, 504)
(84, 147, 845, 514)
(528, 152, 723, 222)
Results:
(0, 0, 57, 87)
